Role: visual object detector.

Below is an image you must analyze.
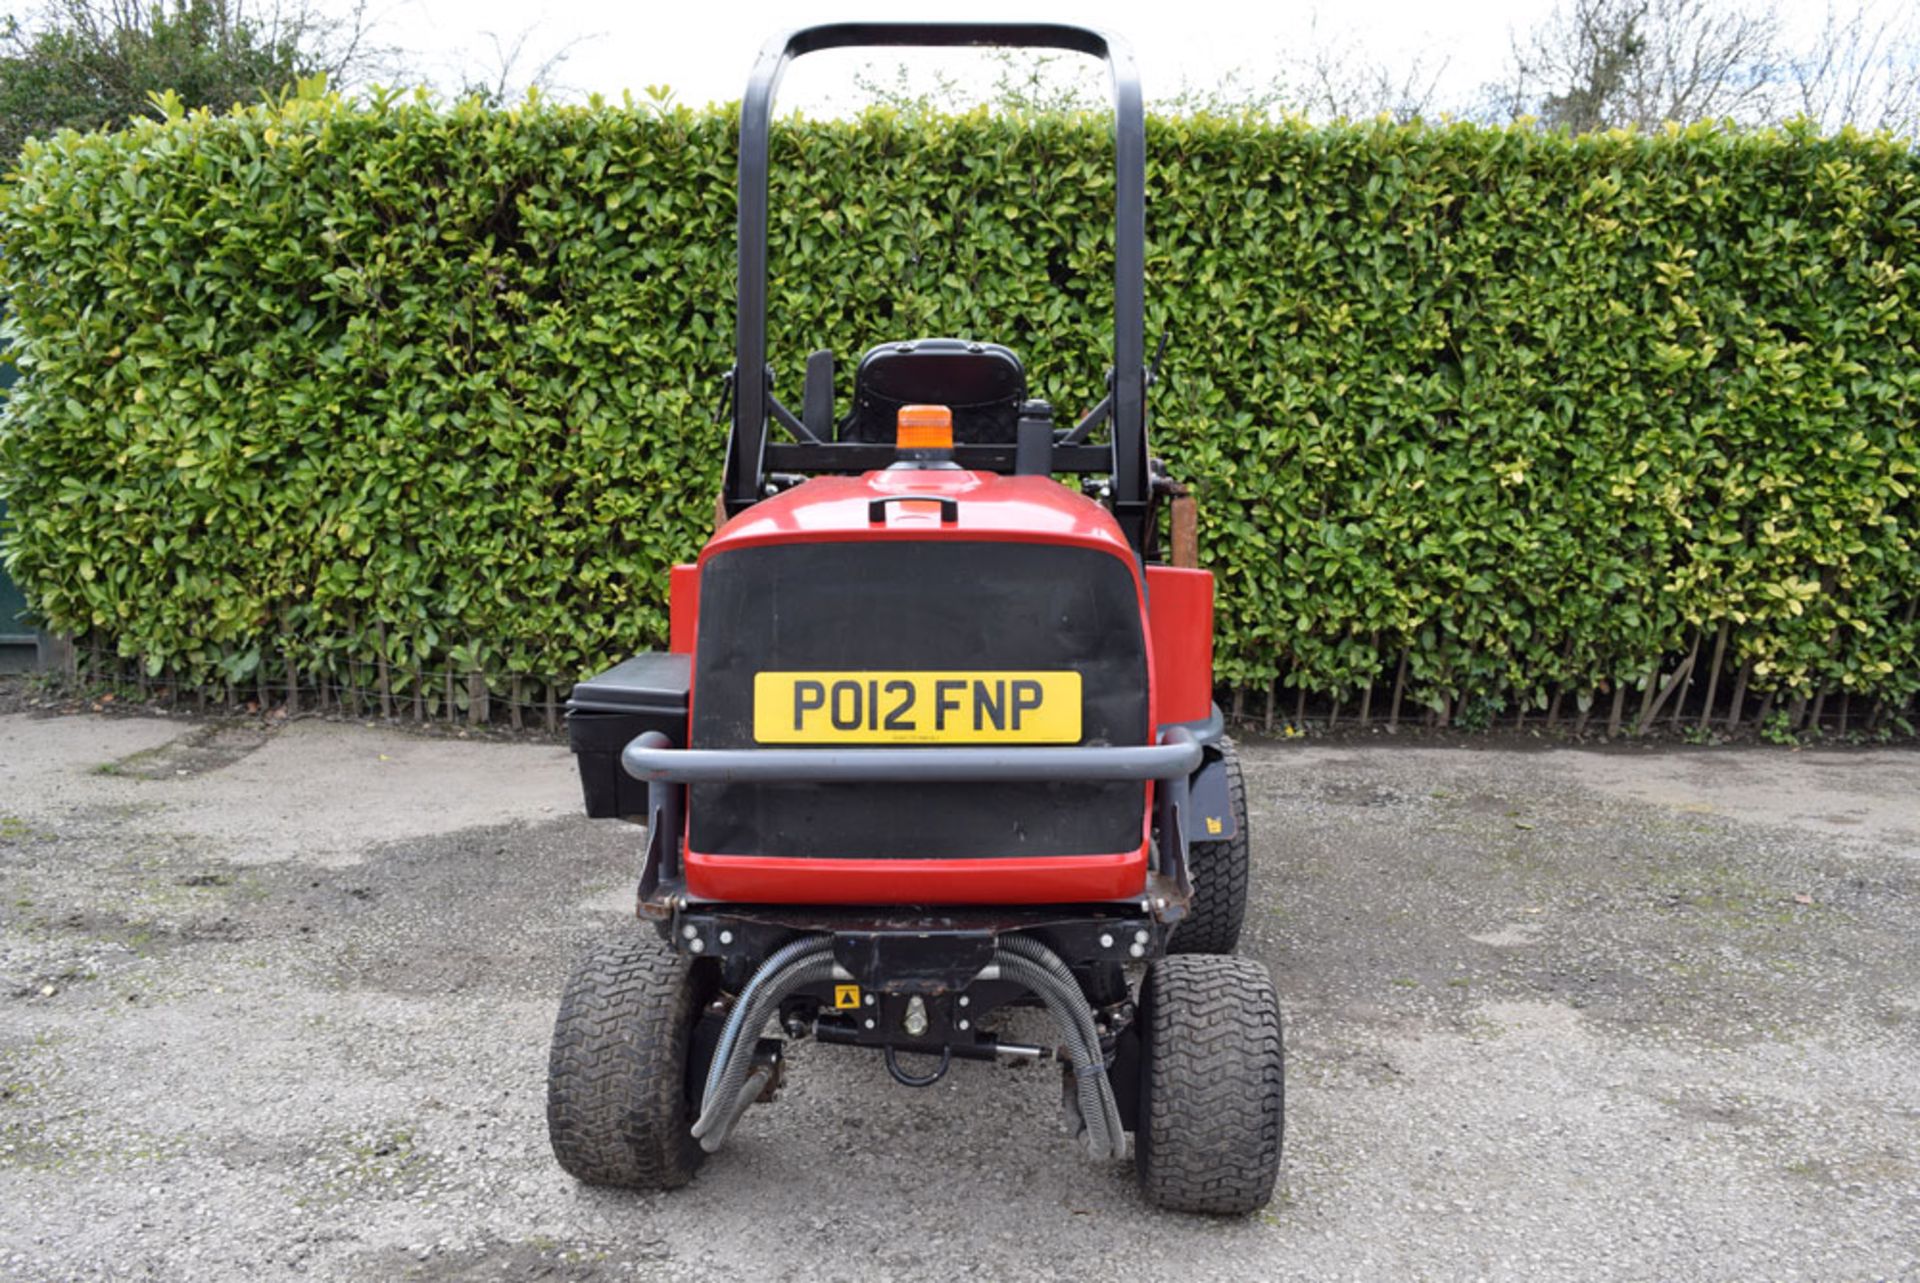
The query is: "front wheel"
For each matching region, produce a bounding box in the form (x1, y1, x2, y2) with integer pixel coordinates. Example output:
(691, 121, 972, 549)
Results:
(1135, 954, 1284, 1214)
(546, 933, 713, 1189)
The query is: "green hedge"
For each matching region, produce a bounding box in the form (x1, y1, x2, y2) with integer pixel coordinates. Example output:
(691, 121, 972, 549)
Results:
(2, 93, 1917, 723)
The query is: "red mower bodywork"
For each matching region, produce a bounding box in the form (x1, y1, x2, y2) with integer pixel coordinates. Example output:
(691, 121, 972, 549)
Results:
(547, 22, 1282, 1218)
(667, 467, 1214, 907)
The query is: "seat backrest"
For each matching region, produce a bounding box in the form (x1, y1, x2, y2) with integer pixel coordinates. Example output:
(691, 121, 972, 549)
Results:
(842, 338, 1025, 444)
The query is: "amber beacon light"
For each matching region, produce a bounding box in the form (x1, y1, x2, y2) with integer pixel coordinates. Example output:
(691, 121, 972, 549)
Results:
(895, 404, 954, 452)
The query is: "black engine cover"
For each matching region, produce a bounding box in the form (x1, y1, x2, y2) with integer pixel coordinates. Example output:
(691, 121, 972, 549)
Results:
(689, 540, 1148, 861)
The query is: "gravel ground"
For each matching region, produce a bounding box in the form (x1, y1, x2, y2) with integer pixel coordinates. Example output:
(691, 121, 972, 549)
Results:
(1, 706, 1917, 1281)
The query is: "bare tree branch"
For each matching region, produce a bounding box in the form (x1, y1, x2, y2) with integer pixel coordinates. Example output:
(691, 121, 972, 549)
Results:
(1491, 0, 1785, 131)
(1785, 1, 1920, 134)
(465, 21, 593, 104)
(1286, 12, 1453, 122)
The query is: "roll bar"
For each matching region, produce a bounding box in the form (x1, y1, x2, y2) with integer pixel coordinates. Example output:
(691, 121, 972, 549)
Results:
(722, 23, 1152, 553)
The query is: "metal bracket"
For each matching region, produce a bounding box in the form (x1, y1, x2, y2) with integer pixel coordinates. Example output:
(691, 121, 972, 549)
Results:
(634, 730, 682, 912)
(833, 931, 997, 994)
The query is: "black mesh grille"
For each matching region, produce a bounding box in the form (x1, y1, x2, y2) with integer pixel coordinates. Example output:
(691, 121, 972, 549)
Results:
(689, 540, 1148, 860)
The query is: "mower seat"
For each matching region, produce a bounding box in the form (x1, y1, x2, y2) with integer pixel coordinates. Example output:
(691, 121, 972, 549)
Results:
(841, 338, 1025, 444)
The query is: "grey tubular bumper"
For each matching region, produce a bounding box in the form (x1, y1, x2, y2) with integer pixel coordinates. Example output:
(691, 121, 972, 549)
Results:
(622, 726, 1200, 784)
(1158, 702, 1225, 750)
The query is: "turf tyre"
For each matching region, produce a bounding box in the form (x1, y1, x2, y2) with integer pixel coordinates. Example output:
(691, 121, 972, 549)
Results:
(1171, 742, 1250, 955)
(1135, 953, 1284, 1215)
(546, 932, 711, 1189)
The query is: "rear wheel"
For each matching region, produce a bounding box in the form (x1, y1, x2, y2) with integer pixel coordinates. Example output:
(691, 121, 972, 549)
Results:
(1171, 743, 1250, 955)
(1135, 954, 1284, 1215)
(547, 933, 713, 1189)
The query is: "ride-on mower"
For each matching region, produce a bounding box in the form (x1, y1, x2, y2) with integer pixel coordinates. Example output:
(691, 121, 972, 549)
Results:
(550, 22, 1283, 1215)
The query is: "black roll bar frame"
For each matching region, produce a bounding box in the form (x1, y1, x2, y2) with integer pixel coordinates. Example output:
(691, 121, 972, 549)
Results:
(721, 22, 1152, 553)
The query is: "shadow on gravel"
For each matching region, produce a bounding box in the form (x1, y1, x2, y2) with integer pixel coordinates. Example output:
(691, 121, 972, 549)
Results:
(1238, 748, 1920, 1049)
(235, 817, 639, 999)
(94, 724, 275, 781)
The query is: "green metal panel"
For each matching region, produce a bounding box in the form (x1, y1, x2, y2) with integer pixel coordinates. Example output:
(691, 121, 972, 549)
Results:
(0, 349, 41, 669)
(0, 497, 29, 638)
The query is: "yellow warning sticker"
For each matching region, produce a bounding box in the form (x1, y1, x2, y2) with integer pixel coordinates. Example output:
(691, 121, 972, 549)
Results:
(833, 984, 862, 1010)
(1205, 816, 1224, 836)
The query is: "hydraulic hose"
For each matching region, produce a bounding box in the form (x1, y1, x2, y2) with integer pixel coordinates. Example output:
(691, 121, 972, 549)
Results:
(694, 951, 837, 1147)
(997, 934, 1127, 1152)
(994, 950, 1127, 1161)
(695, 935, 833, 1136)
(694, 952, 838, 1149)
(999, 936, 1109, 1060)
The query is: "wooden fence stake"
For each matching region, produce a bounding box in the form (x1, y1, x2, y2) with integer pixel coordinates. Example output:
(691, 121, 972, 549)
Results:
(1726, 660, 1752, 731)
(1170, 494, 1198, 568)
(1636, 640, 1697, 736)
(375, 624, 392, 718)
(1698, 621, 1729, 733)
(1669, 632, 1699, 732)
(1632, 665, 1658, 736)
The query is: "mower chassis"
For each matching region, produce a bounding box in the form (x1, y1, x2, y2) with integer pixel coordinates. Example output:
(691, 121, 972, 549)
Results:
(571, 712, 1239, 1175)
(547, 17, 1285, 1216)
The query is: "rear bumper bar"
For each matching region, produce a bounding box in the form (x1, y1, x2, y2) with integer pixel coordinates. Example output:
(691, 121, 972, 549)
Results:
(622, 727, 1201, 924)
(621, 727, 1201, 783)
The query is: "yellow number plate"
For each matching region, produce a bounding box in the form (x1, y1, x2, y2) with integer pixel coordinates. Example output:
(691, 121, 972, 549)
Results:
(752, 671, 1082, 745)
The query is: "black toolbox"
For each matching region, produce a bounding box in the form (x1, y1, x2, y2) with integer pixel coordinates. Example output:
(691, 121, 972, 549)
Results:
(566, 653, 690, 819)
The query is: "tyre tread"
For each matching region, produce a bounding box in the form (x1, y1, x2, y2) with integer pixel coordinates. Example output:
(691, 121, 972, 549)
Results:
(546, 933, 706, 1189)
(1172, 743, 1251, 955)
(1136, 954, 1285, 1215)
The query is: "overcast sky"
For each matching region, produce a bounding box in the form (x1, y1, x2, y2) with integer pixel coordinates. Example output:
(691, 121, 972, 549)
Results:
(370, 0, 1589, 111)
(358, 0, 1895, 126)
